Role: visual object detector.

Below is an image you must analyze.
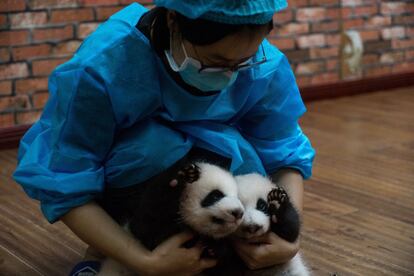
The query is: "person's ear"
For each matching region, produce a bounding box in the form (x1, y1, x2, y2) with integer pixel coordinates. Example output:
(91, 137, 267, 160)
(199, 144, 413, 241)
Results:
(166, 10, 179, 33)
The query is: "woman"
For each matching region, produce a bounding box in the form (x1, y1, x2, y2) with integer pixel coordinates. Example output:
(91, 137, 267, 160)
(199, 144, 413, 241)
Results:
(13, 0, 315, 275)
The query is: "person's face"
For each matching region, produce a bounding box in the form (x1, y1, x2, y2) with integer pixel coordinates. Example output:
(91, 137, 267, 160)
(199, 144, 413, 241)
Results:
(167, 12, 270, 69)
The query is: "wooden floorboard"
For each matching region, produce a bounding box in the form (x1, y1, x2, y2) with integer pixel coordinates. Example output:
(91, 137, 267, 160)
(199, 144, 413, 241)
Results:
(0, 86, 413, 275)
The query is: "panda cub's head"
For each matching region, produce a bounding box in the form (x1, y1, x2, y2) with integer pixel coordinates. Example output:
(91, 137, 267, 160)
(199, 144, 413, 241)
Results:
(234, 173, 275, 239)
(179, 162, 244, 239)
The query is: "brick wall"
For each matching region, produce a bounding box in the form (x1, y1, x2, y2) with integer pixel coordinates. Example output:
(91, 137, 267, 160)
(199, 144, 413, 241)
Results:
(0, 0, 413, 127)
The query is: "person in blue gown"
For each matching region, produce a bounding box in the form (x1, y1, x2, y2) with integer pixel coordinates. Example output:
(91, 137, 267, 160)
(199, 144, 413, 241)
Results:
(13, 0, 315, 274)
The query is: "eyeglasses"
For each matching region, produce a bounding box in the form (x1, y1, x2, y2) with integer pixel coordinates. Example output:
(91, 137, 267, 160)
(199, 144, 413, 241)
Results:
(190, 43, 268, 74)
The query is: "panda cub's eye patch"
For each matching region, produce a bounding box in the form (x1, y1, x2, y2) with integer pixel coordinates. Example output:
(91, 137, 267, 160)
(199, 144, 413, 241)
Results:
(201, 189, 225, 207)
(256, 198, 269, 214)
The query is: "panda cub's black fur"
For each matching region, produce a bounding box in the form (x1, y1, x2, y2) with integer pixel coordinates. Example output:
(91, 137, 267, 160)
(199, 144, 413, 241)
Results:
(267, 186, 301, 243)
(98, 148, 305, 275)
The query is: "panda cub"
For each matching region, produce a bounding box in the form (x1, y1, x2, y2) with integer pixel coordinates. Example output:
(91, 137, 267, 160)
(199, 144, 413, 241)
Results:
(98, 160, 245, 275)
(98, 149, 308, 275)
(233, 173, 310, 276)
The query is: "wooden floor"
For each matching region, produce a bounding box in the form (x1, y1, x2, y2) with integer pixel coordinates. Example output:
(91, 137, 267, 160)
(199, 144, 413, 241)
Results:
(1, 86, 413, 276)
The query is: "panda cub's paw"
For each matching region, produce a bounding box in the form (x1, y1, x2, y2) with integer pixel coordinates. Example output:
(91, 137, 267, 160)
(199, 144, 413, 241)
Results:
(170, 163, 200, 187)
(267, 187, 289, 223)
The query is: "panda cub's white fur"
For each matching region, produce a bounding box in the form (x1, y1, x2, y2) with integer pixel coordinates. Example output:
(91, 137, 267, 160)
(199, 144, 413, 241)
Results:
(235, 173, 310, 276)
(180, 162, 245, 239)
(98, 164, 310, 276)
(98, 162, 245, 276)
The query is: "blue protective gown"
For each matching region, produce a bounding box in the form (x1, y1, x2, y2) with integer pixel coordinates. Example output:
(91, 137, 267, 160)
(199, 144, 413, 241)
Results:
(13, 3, 315, 223)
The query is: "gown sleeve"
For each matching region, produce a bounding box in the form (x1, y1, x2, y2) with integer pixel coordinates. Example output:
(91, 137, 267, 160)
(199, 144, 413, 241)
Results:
(13, 67, 117, 223)
(236, 54, 315, 179)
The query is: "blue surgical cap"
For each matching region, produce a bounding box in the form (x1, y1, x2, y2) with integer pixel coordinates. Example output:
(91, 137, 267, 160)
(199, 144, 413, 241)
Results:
(154, 0, 288, 24)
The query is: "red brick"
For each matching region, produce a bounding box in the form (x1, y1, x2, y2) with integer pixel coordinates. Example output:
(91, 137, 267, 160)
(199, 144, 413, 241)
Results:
(0, 63, 28, 80)
(0, 0, 26, 12)
(96, 6, 124, 21)
(0, 113, 14, 127)
(10, 12, 47, 29)
(33, 25, 74, 43)
(325, 34, 341, 46)
(273, 9, 293, 24)
(32, 58, 68, 76)
(365, 16, 391, 28)
(311, 21, 339, 32)
(15, 77, 49, 94)
(0, 15, 7, 28)
(0, 81, 12, 95)
(392, 39, 414, 49)
(52, 41, 81, 56)
(0, 30, 30, 46)
(0, 48, 10, 63)
(379, 52, 404, 64)
(297, 34, 326, 49)
(276, 23, 309, 36)
(0, 95, 30, 111)
(364, 66, 392, 77)
(406, 50, 414, 60)
(362, 53, 378, 65)
(326, 59, 338, 70)
(382, 27, 406, 40)
(124, 0, 152, 4)
(359, 30, 380, 41)
(269, 38, 295, 50)
(311, 72, 339, 85)
(407, 27, 414, 38)
(342, 0, 363, 6)
(394, 15, 414, 25)
(295, 61, 325, 75)
(341, 7, 353, 18)
(78, 23, 99, 39)
(16, 110, 41, 125)
(50, 8, 95, 24)
(79, 0, 119, 7)
(310, 47, 339, 59)
(296, 76, 311, 87)
(381, 2, 407, 15)
(352, 5, 378, 18)
(28, 0, 78, 9)
(326, 8, 340, 21)
(289, 0, 309, 8)
(343, 18, 365, 29)
(296, 8, 326, 22)
(392, 62, 414, 73)
(12, 44, 52, 61)
(308, 0, 339, 5)
(32, 91, 49, 108)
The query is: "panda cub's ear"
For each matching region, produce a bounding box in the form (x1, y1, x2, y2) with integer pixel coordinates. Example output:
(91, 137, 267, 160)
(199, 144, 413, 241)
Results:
(169, 163, 201, 188)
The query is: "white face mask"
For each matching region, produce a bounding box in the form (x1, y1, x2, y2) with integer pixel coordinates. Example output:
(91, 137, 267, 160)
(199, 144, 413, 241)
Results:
(164, 33, 239, 92)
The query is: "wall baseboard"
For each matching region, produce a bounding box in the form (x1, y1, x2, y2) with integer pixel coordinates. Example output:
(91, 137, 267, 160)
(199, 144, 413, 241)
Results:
(300, 71, 414, 102)
(0, 124, 31, 150)
(1, 71, 414, 150)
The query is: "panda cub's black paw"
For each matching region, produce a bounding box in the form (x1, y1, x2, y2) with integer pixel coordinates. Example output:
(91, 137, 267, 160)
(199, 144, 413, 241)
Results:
(170, 163, 200, 187)
(267, 187, 289, 223)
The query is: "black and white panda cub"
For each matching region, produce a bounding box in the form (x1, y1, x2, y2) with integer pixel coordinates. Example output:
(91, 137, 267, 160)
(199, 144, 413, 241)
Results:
(99, 149, 308, 275)
(98, 150, 245, 275)
(233, 173, 310, 276)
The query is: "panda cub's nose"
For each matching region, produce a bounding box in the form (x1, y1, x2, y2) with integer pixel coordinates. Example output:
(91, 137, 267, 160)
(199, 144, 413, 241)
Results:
(230, 209, 244, 220)
(244, 224, 261, 234)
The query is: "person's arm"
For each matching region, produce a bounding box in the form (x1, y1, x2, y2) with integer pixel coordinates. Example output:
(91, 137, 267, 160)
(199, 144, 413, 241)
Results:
(61, 201, 151, 274)
(273, 168, 304, 215)
(61, 201, 217, 275)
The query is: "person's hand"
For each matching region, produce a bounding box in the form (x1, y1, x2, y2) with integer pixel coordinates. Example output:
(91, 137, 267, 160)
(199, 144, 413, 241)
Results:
(144, 232, 217, 276)
(232, 232, 299, 270)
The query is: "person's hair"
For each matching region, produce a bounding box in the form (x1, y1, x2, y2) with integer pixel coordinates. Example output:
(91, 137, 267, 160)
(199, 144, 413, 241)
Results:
(151, 7, 273, 53)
